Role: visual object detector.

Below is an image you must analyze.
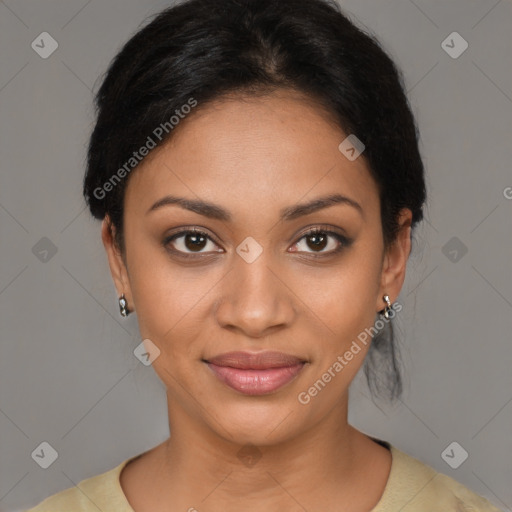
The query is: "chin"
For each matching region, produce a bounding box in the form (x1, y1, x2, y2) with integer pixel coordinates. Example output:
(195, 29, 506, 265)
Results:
(207, 399, 303, 448)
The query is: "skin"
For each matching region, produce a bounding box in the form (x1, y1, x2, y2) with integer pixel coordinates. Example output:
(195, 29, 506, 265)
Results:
(102, 89, 412, 512)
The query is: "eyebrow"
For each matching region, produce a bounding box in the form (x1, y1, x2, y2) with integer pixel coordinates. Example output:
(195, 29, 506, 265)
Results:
(146, 193, 363, 221)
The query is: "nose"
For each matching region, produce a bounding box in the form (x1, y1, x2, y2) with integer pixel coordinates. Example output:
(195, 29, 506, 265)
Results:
(214, 253, 296, 339)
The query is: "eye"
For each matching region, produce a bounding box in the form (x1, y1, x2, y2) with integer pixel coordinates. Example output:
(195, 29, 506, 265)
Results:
(163, 225, 352, 259)
(163, 228, 223, 257)
(290, 226, 352, 256)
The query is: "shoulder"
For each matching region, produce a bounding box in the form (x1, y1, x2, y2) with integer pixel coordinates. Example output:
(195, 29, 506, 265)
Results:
(373, 442, 504, 512)
(25, 457, 136, 512)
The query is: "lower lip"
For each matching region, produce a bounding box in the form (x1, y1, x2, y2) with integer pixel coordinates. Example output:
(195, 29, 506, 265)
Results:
(206, 362, 305, 395)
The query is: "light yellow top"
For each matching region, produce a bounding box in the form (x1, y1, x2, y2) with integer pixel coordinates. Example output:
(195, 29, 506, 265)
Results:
(26, 440, 503, 511)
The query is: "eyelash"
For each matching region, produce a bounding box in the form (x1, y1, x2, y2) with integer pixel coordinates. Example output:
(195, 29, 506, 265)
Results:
(162, 225, 352, 260)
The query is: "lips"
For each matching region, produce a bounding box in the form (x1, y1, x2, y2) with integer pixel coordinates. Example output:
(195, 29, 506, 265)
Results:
(204, 351, 307, 395)
(206, 351, 305, 369)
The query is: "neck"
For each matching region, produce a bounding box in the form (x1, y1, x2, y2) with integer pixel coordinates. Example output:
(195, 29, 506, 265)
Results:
(147, 392, 380, 511)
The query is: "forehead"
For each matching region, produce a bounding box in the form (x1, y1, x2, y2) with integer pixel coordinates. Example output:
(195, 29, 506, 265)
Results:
(125, 90, 379, 222)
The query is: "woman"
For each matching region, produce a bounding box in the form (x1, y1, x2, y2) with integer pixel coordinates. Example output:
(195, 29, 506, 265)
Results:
(27, 0, 502, 510)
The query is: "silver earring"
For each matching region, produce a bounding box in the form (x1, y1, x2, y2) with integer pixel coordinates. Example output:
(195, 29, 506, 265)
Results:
(382, 294, 392, 319)
(119, 294, 129, 317)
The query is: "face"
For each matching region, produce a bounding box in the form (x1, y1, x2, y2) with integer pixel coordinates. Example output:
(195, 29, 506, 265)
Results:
(103, 89, 411, 446)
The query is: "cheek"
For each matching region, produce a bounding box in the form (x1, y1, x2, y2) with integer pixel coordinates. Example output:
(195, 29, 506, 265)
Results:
(130, 261, 204, 344)
(292, 256, 382, 405)
(297, 258, 382, 404)
(124, 231, 220, 359)
(296, 249, 381, 339)
(122, 226, 179, 338)
(128, 261, 208, 388)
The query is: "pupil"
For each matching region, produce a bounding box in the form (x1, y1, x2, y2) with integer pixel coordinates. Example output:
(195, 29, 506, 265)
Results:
(308, 233, 327, 251)
(182, 232, 329, 253)
(185, 233, 206, 251)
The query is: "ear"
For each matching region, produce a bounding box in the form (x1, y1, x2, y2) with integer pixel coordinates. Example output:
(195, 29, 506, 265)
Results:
(376, 208, 412, 313)
(101, 217, 134, 313)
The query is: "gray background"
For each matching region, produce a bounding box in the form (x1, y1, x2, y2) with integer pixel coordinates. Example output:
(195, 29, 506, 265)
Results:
(0, 0, 511, 511)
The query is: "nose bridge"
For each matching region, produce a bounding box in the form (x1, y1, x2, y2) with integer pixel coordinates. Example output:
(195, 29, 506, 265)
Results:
(215, 244, 294, 336)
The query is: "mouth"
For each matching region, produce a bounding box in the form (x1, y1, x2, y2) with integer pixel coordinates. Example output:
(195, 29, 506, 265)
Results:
(203, 351, 307, 396)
